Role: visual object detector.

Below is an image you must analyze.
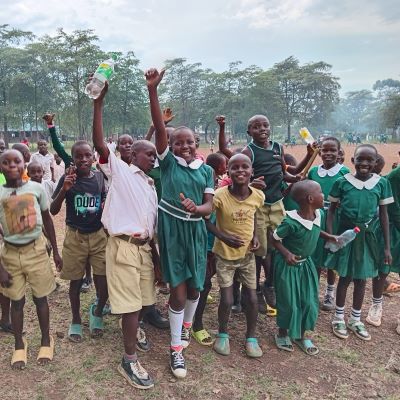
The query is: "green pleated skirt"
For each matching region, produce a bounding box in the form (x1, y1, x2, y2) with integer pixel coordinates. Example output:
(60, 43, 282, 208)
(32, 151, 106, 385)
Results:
(377, 223, 400, 274)
(274, 254, 319, 339)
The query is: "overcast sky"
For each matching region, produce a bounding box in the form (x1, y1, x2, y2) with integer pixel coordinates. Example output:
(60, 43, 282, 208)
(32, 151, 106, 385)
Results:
(1, 0, 399, 93)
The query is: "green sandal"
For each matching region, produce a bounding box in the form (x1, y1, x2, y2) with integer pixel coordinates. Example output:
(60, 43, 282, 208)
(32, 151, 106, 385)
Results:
(68, 323, 83, 343)
(274, 334, 293, 352)
(192, 329, 214, 346)
(89, 304, 104, 338)
(245, 338, 263, 358)
(293, 339, 319, 356)
(213, 333, 230, 355)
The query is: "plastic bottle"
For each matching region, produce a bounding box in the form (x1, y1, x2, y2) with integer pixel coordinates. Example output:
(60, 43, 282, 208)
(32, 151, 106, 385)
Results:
(299, 127, 315, 145)
(85, 54, 118, 99)
(325, 227, 360, 253)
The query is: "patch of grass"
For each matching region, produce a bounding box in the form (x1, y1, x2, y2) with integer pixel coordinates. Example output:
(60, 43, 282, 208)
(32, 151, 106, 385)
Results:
(333, 347, 360, 364)
(200, 350, 216, 365)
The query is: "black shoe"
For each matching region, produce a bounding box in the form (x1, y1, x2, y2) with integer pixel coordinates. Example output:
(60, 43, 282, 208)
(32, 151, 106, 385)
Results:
(143, 307, 169, 329)
(136, 326, 150, 352)
(118, 358, 154, 389)
(170, 348, 187, 378)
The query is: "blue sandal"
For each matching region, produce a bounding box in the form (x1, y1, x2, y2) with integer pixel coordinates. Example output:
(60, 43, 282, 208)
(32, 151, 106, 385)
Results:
(275, 334, 293, 352)
(68, 324, 83, 343)
(293, 339, 319, 356)
(89, 304, 104, 338)
(213, 333, 230, 356)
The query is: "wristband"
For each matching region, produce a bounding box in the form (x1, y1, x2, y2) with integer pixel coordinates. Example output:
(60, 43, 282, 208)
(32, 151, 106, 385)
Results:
(47, 124, 55, 129)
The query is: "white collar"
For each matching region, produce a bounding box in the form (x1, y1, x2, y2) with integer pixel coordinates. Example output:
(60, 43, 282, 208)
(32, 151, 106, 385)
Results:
(344, 173, 381, 190)
(174, 155, 203, 170)
(286, 209, 321, 230)
(129, 164, 154, 186)
(317, 163, 342, 177)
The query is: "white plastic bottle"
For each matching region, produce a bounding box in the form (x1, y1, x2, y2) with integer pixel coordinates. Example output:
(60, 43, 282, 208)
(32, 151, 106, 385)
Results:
(299, 127, 315, 145)
(85, 54, 118, 99)
(325, 227, 360, 253)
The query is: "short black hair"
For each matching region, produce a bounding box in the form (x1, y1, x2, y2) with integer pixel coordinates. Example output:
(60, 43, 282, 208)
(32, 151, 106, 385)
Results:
(71, 140, 92, 157)
(206, 152, 226, 172)
(321, 136, 341, 150)
(354, 144, 378, 157)
(290, 179, 320, 204)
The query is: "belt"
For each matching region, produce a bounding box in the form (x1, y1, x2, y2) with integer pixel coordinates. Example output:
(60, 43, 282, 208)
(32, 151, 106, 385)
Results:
(68, 226, 102, 235)
(116, 235, 150, 246)
(4, 238, 36, 248)
(158, 199, 202, 221)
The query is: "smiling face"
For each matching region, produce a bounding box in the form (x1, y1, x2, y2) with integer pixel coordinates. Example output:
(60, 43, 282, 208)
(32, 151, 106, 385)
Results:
(320, 139, 339, 169)
(352, 145, 377, 180)
(72, 143, 93, 176)
(117, 135, 134, 162)
(0, 139, 6, 154)
(228, 154, 253, 186)
(170, 128, 197, 163)
(247, 115, 270, 147)
(37, 140, 48, 155)
(0, 150, 25, 182)
(27, 162, 44, 183)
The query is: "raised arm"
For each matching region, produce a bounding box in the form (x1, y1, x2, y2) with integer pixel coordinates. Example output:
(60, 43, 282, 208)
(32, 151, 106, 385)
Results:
(216, 116, 234, 159)
(287, 143, 317, 175)
(43, 113, 72, 168)
(92, 82, 110, 160)
(145, 69, 168, 155)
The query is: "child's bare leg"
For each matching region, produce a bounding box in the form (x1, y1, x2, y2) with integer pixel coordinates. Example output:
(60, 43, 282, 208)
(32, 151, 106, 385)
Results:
(242, 287, 258, 338)
(69, 279, 83, 341)
(122, 311, 139, 356)
(218, 286, 233, 333)
(192, 278, 212, 332)
(33, 296, 50, 346)
(352, 279, 366, 310)
(11, 297, 25, 369)
(327, 269, 336, 286)
(0, 293, 11, 327)
(169, 282, 187, 311)
(335, 276, 352, 308)
(93, 274, 108, 318)
(278, 328, 288, 337)
(84, 260, 92, 281)
(372, 272, 388, 299)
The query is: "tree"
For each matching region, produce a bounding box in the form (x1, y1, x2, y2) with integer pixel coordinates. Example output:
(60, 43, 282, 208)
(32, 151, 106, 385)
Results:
(271, 56, 340, 139)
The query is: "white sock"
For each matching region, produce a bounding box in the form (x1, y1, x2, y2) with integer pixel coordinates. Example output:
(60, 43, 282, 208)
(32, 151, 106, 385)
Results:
(183, 295, 200, 327)
(372, 296, 383, 306)
(325, 284, 335, 297)
(335, 305, 345, 320)
(168, 306, 184, 348)
(350, 307, 361, 322)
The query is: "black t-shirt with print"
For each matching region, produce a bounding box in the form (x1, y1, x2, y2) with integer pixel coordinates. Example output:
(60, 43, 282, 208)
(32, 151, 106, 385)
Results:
(53, 171, 105, 233)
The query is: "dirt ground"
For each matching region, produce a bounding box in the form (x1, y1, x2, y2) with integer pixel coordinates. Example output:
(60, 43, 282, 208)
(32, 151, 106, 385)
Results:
(1, 143, 400, 400)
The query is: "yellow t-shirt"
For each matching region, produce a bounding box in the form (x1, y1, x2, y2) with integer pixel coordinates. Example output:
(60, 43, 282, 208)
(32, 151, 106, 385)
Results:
(212, 186, 265, 260)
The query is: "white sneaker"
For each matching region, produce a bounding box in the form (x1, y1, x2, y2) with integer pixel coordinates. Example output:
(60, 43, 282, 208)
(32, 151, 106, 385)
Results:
(366, 303, 382, 327)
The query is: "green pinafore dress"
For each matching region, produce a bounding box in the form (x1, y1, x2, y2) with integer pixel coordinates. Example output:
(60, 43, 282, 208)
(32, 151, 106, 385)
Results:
(325, 174, 393, 279)
(308, 164, 350, 268)
(273, 210, 321, 339)
(157, 150, 214, 290)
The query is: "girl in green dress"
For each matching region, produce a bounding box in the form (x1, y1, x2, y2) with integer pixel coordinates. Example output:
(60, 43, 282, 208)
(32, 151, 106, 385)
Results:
(272, 180, 338, 355)
(327, 145, 393, 341)
(146, 68, 214, 379)
(308, 137, 350, 311)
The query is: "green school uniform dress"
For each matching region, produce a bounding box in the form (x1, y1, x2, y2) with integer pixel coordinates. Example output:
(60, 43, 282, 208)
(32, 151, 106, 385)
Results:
(308, 164, 350, 267)
(157, 148, 214, 290)
(273, 210, 321, 339)
(326, 173, 393, 279)
(377, 168, 400, 274)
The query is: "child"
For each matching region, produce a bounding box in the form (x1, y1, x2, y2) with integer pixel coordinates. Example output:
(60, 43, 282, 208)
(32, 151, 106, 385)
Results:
(146, 68, 214, 379)
(192, 152, 227, 346)
(93, 82, 159, 389)
(273, 180, 337, 355)
(30, 139, 55, 182)
(27, 162, 55, 205)
(207, 153, 264, 357)
(327, 144, 393, 341)
(0, 149, 62, 369)
(50, 141, 108, 342)
(11, 143, 30, 182)
(53, 154, 65, 184)
(337, 148, 345, 165)
(307, 137, 350, 311)
(366, 160, 400, 327)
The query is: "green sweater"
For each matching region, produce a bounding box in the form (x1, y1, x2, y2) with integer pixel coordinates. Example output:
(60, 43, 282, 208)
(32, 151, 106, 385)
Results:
(48, 126, 73, 168)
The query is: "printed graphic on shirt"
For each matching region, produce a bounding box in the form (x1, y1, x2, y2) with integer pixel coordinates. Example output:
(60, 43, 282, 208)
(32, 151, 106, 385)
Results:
(74, 193, 101, 216)
(2, 193, 37, 234)
(231, 209, 253, 225)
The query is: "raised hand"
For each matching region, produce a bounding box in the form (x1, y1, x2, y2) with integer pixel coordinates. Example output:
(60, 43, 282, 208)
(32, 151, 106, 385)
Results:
(62, 166, 77, 191)
(215, 115, 225, 127)
(42, 113, 55, 125)
(250, 176, 266, 190)
(145, 68, 166, 89)
(163, 108, 175, 124)
(180, 193, 197, 214)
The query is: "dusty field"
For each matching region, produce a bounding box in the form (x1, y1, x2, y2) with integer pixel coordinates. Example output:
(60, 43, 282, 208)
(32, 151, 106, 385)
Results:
(1, 143, 400, 400)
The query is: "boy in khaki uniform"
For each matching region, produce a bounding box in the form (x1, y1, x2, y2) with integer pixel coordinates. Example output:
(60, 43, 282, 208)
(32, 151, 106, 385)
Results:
(0, 149, 62, 369)
(93, 82, 159, 390)
(50, 141, 108, 342)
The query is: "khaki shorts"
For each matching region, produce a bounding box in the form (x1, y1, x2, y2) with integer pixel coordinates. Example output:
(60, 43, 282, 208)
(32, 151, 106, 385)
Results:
(216, 253, 256, 290)
(0, 235, 56, 301)
(61, 226, 107, 281)
(106, 236, 156, 314)
(255, 201, 286, 257)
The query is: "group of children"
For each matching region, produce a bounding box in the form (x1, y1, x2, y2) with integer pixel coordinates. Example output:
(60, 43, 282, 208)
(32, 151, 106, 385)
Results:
(0, 67, 399, 391)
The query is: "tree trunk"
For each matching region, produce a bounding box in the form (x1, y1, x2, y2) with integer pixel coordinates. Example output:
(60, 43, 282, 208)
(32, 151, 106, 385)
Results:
(34, 81, 39, 134)
(287, 121, 291, 140)
(2, 87, 9, 146)
(122, 76, 129, 134)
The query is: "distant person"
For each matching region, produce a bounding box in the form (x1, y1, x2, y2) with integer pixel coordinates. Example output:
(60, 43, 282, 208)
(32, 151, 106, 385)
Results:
(31, 140, 55, 182)
(107, 137, 117, 154)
